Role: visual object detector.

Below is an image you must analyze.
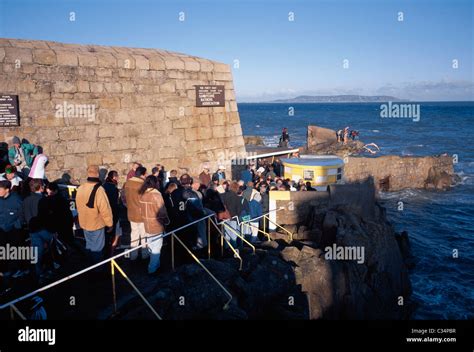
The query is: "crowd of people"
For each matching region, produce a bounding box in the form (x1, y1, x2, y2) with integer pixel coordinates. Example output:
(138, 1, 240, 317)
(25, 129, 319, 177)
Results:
(0, 134, 320, 291)
(336, 127, 359, 144)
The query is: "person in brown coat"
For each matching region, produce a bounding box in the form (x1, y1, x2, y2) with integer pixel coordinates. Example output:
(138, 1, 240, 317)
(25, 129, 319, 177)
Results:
(76, 165, 113, 263)
(198, 166, 211, 187)
(139, 175, 169, 274)
(123, 166, 147, 260)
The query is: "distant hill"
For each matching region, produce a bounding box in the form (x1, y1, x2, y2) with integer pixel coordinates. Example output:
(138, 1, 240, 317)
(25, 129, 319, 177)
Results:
(269, 95, 408, 103)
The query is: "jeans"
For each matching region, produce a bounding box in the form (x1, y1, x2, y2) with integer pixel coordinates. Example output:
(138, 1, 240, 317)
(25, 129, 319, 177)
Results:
(30, 230, 53, 277)
(83, 228, 105, 265)
(130, 222, 146, 260)
(145, 234, 163, 274)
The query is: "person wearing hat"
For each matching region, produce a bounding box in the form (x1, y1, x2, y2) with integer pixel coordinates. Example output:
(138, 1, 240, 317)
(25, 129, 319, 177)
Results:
(75, 165, 113, 264)
(0, 165, 23, 192)
(212, 165, 226, 183)
(8, 136, 38, 175)
(199, 165, 211, 187)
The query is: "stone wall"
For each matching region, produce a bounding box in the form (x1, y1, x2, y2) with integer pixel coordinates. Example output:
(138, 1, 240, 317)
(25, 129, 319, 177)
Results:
(0, 38, 245, 182)
(344, 155, 455, 191)
(274, 191, 330, 225)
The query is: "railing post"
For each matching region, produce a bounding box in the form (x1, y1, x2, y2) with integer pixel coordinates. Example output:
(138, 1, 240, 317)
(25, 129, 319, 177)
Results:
(263, 216, 268, 240)
(220, 224, 224, 256)
(111, 260, 117, 315)
(240, 222, 243, 249)
(9, 306, 14, 320)
(208, 218, 211, 260)
(171, 232, 175, 271)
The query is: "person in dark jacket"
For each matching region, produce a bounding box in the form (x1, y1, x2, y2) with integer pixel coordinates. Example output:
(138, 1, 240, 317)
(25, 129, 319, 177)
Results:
(23, 179, 53, 280)
(168, 174, 205, 264)
(165, 169, 180, 189)
(0, 180, 24, 275)
(220, 182, 246, 247)
(259, 184, 269, 214)
(44, 182, 74, 244)
(278, 127, 290, 147)
(203, 188, 226, 215)
(102, 171, 120, 257)
(212, 165, 226, 183)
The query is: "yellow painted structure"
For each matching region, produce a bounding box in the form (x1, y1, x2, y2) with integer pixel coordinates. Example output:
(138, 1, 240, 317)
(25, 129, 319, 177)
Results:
(281, 155, 344, 188)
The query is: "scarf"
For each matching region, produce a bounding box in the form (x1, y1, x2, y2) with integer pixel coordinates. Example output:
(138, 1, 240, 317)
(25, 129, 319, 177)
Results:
(86, 177, 102, 208)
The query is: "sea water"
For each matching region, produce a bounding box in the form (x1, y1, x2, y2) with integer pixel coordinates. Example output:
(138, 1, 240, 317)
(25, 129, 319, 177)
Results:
(239, 101, 474, 319)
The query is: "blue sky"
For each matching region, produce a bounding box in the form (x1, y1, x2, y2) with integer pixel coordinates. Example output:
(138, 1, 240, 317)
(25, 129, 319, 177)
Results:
(0, 0, 472, 101)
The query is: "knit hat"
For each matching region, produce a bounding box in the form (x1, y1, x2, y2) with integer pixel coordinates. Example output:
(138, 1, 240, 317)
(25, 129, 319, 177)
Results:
(4, 165, 16, 174)
(12, 136, 21, 145)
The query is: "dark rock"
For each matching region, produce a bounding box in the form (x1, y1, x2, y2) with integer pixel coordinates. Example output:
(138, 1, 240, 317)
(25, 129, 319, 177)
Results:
(424, 165, 455, 190)
(280, 246, 301, 264)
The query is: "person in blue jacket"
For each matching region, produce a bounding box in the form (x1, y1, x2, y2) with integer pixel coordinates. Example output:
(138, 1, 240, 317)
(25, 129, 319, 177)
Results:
(0, 179, 24, 275)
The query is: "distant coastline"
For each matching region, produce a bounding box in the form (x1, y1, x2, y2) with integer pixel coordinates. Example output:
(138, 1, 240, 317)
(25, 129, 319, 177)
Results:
(238, 99, 474, 104)
(247, 95, 409, 103)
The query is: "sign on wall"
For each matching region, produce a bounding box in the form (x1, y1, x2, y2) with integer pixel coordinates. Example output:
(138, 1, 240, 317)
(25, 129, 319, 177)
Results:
(195, 85, 225, 107)
(0, 95, 20, 127)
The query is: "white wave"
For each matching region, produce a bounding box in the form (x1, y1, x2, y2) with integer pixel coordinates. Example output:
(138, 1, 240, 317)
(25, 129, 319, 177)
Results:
(255, 125, 260, 128)
(372, 130, 380, 133)
(379, 188, 431, 201)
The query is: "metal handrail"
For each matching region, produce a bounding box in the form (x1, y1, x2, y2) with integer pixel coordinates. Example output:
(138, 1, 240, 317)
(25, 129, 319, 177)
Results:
(209, 220, 243, 271)
(222, 222, 256, 255)
(0, 213, 215, 311)
(0, 207, 289, 313)
(172, 233, 233, 309)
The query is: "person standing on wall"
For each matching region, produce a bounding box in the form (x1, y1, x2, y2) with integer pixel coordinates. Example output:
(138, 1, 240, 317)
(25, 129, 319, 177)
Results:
(278, 127, 290, 148)
(75, 165, 113, 266)
(123, 166, 147, 261)
(8, 136, 39, 177)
